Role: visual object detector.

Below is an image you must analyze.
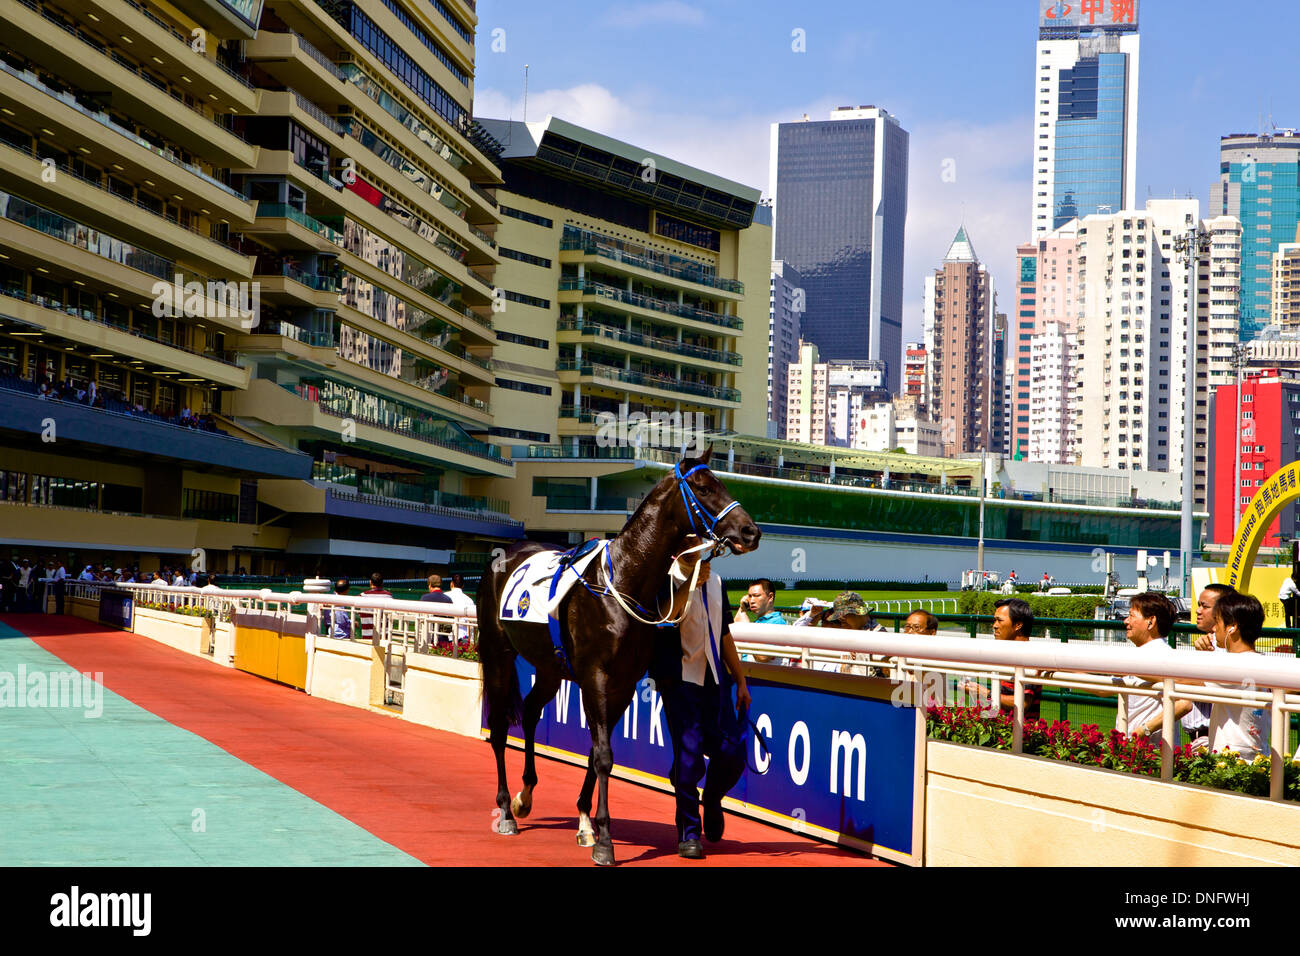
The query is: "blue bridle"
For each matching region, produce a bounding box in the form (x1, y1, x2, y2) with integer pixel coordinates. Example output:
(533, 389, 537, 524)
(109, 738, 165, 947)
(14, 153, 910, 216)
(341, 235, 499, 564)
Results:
(674, 463, 741, 551)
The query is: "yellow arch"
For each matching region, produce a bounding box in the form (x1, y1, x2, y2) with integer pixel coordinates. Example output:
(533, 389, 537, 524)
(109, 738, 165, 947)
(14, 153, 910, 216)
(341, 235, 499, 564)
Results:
(1225, 460, 1300, 593)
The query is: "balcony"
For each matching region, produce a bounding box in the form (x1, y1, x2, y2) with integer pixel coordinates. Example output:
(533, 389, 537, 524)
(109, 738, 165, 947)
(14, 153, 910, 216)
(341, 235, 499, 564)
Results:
(558, 278, 741, 331)
(560, 225, 743, 295)
(9, 0, 253, 162)
(0, 374, 309, 478)
(0, 58, 248, 208)
(556, 316, 741, 367)
(557, 360, 740, 404)
(252, 202, 344, 246)
(280, 381, 501, 461)
(0, 286, 246, 385)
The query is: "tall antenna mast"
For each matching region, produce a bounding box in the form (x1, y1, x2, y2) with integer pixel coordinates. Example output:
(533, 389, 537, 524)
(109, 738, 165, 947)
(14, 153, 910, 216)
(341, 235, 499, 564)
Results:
(523, 64, 529, 123)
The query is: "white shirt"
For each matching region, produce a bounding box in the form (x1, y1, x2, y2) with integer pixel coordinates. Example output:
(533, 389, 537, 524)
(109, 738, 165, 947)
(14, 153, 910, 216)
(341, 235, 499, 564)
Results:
(679, 575, 724, 686)
(52, 566, 67, 582)
(1112, 637, 1174, 738)
(79, 569, 95, 581)
(1209, 651, 1270, 761)
(1280, 577, 1300, 601)
(446, 586, 475, 610)
(172, 574, 186, 587)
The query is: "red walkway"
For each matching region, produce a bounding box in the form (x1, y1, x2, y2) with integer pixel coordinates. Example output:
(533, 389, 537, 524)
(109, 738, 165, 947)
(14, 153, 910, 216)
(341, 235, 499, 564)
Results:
(17, 616, 881, 867)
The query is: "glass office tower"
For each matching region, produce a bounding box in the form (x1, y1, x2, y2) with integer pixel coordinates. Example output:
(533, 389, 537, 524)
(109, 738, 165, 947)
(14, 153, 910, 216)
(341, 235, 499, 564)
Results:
(770, 107, 909, 392)
(1032, 1, 1139, 240)
(1211, 132, 1300, 341)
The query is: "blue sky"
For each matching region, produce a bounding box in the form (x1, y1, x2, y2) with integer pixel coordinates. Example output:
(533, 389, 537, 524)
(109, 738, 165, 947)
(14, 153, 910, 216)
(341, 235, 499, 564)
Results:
(473, 0, 1299, 341)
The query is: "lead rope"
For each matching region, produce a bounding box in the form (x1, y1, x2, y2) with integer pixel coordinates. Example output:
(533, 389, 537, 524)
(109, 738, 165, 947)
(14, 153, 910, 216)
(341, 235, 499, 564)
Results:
(597, 537, 714, 628)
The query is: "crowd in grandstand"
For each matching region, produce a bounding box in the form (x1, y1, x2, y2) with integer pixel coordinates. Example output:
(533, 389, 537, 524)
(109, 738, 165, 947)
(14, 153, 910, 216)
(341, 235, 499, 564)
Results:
(0, 368, 220, 432)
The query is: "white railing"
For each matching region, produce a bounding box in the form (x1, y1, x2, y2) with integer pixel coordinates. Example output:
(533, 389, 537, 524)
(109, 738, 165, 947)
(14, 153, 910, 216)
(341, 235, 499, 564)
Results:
(732, 623, 1300, 802)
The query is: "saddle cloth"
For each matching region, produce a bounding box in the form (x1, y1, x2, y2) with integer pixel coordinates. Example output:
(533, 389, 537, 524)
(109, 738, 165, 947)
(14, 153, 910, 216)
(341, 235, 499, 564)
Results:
(498, 540, 608, 626)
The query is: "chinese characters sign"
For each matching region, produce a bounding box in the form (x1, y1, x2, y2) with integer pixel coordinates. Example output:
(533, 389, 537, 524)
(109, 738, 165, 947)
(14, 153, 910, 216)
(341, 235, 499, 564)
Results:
(1040, 0, 1139, 28)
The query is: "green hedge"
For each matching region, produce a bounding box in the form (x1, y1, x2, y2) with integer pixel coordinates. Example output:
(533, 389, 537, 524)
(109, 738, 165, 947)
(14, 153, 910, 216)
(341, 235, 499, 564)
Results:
(957, 591, 1106, 621)
(1008, 583, 1106, 595)
(778, 579, 948, 592)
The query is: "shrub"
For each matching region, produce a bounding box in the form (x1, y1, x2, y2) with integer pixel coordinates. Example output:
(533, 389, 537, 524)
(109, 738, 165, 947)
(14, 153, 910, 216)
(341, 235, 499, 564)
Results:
(1011, 583, 1106, 595)
(957, 591, 1105, 621)
(745, 579, 948, 593)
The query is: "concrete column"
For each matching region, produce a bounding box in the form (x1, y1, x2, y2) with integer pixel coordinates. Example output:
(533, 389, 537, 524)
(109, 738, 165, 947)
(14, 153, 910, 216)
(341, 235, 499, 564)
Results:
(590, 476, 598, 510)
(728, 444, 735, 469)
(830, 458, 836, 480)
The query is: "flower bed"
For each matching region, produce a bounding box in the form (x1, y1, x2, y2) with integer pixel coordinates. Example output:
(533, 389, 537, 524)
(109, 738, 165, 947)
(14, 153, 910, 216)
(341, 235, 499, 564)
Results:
(422, 638, 478, 662)
(136, 600, 215, 624)
(926, 706, 1300, 801)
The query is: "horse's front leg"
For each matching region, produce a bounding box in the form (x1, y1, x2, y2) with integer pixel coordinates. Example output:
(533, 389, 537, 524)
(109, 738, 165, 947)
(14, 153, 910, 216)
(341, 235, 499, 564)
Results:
(576, 748, 597, 847)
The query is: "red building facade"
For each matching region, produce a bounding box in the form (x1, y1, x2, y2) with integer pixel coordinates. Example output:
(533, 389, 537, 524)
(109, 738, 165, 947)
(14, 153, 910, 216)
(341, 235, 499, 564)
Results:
(1209, 368, 1300, 546)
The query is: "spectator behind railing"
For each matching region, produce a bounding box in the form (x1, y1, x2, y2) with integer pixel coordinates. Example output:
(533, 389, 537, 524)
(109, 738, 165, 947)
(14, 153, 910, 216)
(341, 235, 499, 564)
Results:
(1096, 592, 1193, 743)
(322, 578, 353, 641)
(960, 598, 1048, 720)
(1186, 592, 1272, 761)
(903, 610, 938, 635)
(360, 571, 392, 646)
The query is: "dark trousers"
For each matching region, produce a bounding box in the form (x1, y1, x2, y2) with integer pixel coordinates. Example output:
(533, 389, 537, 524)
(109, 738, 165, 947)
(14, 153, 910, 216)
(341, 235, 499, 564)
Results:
(53, 580, 65, 615)
(1286, 596, 1300, 630)
(662, 669, 745, 842)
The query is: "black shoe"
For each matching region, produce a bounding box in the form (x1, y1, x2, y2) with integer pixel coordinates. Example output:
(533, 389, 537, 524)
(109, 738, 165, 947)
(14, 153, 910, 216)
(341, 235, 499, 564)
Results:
(677, 839, 705, 859)
(703, 803, 725, 842)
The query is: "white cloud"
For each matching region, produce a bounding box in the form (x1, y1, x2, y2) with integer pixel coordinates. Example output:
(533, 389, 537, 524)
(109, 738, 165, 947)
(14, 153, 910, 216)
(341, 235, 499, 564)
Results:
(600, 1, 706, 28)
(475, 83, 1032, 348)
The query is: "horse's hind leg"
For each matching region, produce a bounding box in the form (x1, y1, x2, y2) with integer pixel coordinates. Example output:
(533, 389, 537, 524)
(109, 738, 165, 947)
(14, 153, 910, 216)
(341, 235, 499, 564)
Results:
(576, 748, 597, 847)
(511, 666, 561, 820)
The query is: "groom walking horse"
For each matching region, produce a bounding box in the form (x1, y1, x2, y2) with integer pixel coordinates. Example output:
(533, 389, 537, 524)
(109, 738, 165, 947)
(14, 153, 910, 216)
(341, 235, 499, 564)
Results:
(477, 447, 760, 865)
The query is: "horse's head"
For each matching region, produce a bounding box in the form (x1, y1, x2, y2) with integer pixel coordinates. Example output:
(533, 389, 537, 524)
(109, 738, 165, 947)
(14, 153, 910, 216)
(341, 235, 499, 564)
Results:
(668, 445, 761, 555)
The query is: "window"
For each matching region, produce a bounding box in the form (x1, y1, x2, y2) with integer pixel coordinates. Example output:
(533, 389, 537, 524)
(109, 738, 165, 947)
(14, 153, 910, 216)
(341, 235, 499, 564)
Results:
(497, 330, 549, 349)
(498, 247, 552, 269)
(502, 290, 551, 310)
(495, 377, 552, 395)
(499, 205, 553, 228)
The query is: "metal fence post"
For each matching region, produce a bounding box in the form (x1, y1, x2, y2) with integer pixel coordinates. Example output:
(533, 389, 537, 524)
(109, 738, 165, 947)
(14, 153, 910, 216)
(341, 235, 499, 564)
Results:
(1160, 679, 1174, 781)
(1272, 687, 1286, 802)
(1013, 668, 1025, 754)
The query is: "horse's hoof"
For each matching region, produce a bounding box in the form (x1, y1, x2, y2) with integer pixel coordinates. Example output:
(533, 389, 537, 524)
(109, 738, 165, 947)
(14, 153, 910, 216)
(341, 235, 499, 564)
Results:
(576, 830, 596, 847)
(511, 792, 531, 819)
(591, 843, 616, 866)
(497, 817, 518, 835)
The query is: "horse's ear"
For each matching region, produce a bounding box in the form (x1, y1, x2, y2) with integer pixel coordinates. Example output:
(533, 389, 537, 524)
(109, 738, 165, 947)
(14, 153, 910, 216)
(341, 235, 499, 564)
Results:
(699, 443, 713, 465)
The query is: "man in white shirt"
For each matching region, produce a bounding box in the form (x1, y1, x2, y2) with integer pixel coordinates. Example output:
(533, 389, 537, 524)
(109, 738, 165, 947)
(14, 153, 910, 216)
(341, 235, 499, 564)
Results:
(654, 559, 750, 860)
(1109, 592, 1192, 741)
(172, 569, 186, 587)
(1280, 573, 1300, 629)
(1203, 592, 1271, 761)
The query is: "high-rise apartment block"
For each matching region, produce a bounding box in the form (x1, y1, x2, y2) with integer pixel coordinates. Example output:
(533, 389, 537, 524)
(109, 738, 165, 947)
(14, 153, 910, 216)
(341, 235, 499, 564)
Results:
(903, 342, 927, 412)
(1074, 201, 1241, 508)
(926, 227, 1004, 457)
(771, 106, 909, 390)
(1211, 131, 1300, 340)
(1032, 0, 1140, 240)
(1028, 320, 1076, 463)
(1271, 225, 1300, 333)
(769, 260, 804, 438)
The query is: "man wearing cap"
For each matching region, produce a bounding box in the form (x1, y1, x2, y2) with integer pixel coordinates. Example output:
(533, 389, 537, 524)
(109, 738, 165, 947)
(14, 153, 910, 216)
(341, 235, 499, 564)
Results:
(655, 558, 750, 860)
(819, 592, 886, 674)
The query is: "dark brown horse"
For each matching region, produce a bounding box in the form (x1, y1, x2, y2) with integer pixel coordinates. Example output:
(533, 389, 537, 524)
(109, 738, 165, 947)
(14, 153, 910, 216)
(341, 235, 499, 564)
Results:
(476, 446, 760, 865)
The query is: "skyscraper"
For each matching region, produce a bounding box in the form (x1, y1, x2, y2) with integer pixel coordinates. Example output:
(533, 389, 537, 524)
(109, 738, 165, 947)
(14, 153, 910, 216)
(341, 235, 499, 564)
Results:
(1032, 0, 1140, 240)
(925, 227, 1003, 457)
(1211, 131, 1300, 340)
(769, 260, 805, 438)
(771, 107, 909, 391)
